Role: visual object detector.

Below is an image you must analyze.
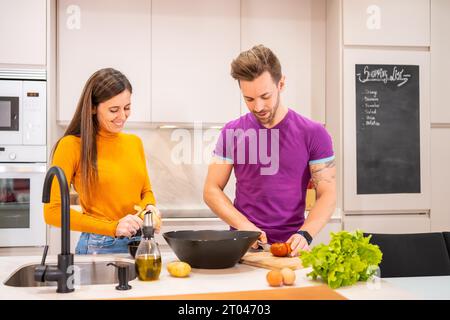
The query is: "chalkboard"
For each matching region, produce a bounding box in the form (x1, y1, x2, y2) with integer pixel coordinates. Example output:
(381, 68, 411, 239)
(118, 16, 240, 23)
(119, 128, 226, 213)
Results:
(355, 64, 420, 194)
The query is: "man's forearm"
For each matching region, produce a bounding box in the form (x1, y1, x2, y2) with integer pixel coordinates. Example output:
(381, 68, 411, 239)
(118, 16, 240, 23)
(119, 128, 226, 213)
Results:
(300, 191, 336, 238)
(204, 186, 254, 230)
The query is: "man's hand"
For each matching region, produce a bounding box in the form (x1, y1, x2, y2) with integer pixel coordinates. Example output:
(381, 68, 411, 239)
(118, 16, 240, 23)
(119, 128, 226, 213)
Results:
(239, 223, 268, 249)
(115, 214, 143, 238)
(204, 157, 268, 248)
(296, 158, 336, 247)
(253, 230, 268, 250)
(286, 233, 311, 256)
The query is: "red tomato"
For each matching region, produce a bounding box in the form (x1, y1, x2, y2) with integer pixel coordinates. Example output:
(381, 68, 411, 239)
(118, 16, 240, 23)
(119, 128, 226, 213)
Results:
(270, 243, 292, 257)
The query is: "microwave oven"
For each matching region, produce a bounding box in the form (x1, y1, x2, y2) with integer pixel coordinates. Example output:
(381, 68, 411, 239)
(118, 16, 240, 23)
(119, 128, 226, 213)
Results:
(0, 79, 46, 163)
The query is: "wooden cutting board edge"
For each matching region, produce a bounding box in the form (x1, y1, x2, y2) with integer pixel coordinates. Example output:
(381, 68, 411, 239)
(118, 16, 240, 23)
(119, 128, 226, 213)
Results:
(239, 251, 303, 270)
(239, 260, 301, 271)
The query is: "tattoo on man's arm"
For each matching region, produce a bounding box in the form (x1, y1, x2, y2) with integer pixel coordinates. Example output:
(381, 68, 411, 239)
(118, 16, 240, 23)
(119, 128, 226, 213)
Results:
(311, 159, 335, 174)
(311, 160, 336, 188)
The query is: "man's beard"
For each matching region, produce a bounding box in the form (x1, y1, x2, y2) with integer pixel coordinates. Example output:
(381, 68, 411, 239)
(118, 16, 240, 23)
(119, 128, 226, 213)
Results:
(254, 92, 280, 126)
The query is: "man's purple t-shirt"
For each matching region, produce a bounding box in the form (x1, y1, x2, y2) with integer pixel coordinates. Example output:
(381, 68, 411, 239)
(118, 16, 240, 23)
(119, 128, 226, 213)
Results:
(213, 108, 334, 244)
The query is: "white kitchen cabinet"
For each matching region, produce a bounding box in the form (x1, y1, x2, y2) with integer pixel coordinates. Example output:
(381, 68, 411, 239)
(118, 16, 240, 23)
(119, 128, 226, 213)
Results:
(0, 0, 46, 65)
(430, 129, 450, 231)
(343, 0, 430, 46)
(151, 0, 241, 124)
(343, 214, 431, 234)
(57, 0, 151, 123)
(431, 0, 450, 123)
(241, 0, 326, 122)
(311, 218, 342, 247)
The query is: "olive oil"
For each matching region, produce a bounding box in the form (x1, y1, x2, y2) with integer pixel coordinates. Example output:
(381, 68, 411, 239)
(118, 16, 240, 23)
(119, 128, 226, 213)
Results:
(134, 210, 162, 281)
(135, 255, 162, 281)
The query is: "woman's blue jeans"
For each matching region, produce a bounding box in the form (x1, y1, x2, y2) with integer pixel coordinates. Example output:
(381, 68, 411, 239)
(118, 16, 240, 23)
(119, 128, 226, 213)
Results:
(75, 232, 140, 254)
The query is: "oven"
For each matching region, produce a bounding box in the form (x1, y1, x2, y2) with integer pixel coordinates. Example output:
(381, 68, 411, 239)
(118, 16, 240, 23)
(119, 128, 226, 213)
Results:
(0, 164, 46, 246)
(0, 70, 47, 247)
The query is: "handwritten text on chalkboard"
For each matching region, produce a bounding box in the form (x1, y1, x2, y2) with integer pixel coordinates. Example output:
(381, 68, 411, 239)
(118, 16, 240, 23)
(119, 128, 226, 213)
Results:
(356, 65, 411, 87)
(355, 64, 420, 195)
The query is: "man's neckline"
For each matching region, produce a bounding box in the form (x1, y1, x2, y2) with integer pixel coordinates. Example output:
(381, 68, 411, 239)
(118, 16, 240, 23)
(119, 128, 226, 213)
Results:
(249, 107, 291, 130)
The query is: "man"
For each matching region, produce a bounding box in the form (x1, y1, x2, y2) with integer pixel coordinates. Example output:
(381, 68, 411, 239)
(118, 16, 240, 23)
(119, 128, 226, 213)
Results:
(203, 45, 336, 256)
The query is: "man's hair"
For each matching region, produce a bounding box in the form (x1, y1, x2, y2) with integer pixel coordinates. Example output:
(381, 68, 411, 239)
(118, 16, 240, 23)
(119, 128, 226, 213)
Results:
(230, 44, 282, 84)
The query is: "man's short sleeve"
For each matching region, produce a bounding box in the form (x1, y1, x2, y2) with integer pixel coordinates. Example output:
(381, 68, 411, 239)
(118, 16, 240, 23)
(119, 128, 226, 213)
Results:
(308, 124, 335, 165)
(213, 126, 234, 163)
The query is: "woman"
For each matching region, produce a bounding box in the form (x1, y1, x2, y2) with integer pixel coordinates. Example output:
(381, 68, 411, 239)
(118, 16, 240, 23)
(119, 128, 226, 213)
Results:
(44, 68, 161, 254)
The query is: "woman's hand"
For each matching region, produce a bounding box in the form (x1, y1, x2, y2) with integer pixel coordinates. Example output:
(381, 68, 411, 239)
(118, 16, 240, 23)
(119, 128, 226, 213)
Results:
(145, 204, 162, 233)
(115, 214, 143, 238)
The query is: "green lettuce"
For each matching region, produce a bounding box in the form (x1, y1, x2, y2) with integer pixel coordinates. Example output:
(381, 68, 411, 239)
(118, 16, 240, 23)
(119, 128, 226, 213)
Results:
(300, 230, 383, 289)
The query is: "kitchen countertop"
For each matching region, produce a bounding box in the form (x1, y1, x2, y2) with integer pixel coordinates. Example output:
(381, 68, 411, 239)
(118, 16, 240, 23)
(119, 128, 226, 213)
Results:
(382, 276, 450, 300)
(0, 251, 426, 300)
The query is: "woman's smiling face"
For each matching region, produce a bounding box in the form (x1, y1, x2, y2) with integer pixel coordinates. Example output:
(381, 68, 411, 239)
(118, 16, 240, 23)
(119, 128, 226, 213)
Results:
(95, 89, 131, 133)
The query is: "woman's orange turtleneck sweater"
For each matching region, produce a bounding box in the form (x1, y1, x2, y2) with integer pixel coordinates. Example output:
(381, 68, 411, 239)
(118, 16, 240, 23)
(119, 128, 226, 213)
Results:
(44, 130, 156, 237)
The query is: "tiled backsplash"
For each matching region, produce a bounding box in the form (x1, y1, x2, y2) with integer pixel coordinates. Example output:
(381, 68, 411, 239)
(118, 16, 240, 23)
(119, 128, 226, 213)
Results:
(125, 127, 236, 211)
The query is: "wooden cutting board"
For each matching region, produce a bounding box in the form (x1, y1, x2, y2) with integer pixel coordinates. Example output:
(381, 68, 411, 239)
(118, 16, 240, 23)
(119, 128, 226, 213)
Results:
(239, 251, 303, 270)
(120, 285, 346, 300)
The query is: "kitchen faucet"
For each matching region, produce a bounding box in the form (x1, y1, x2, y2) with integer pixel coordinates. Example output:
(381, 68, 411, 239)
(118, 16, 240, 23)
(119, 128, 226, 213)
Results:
(34, 166, 74, 293)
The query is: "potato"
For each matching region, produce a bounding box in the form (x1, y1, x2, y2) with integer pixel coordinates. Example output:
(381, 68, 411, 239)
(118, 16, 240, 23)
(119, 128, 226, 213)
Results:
(280, 267, 296, 285)
(152, 213, 162, 230)
(167, 261, 191, 278)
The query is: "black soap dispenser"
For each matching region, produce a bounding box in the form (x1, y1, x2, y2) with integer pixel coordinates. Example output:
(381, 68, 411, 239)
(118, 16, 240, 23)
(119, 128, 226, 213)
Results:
(107, 262, 132, 291)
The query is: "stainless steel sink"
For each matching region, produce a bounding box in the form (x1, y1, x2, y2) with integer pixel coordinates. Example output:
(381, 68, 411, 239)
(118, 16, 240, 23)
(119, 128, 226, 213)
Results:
(3, 260, 136, 287)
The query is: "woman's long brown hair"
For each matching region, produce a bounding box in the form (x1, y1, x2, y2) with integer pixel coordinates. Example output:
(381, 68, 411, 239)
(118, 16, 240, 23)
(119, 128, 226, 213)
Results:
(52, 68, 132, 198)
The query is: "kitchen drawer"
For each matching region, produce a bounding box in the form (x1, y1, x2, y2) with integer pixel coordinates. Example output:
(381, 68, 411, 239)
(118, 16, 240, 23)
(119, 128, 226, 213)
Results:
(343, 214, 431, 234)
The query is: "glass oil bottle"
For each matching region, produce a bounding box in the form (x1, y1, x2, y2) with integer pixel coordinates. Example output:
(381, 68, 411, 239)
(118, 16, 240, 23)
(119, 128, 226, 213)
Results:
(135, 210, 162, 281)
